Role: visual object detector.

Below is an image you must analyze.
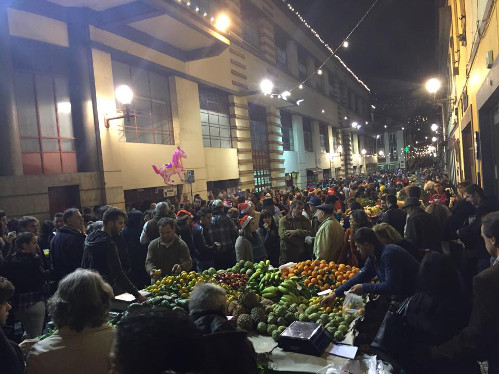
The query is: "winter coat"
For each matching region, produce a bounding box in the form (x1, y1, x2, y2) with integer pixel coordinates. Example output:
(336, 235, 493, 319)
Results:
(145, 235, 192, 277)
(122, 210, 148, 289)
(257, 227, 280, 267)
(0, 327, 24, 374)
(191, 312, 258, 374)
(380, 206, 407, 236)
(50, 226, 86, 281)
(335, 244, 419, 299)
(313, 217, 344, 262)
(432, 261, 499, 373)
(278, 213, 312, 264)
(235, 233, 266, 263)
(404, 207, 442, 252)
(81, 230, 140, 298)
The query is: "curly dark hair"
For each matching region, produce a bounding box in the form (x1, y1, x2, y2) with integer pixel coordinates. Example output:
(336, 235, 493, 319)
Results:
(0, 277, 15, 304)
(114, 308, 202, 374)
(48, 269, 113, 332)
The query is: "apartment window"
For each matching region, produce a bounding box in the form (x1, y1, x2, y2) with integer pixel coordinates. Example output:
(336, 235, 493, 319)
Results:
(241, 3, 260, 49)
(340, 81, 348, 107)
(303, 118, 313, 152)
(298, 50, 308, 79)
(328, 71, 337, 99)
(199, 86, 232, 148)
(275, 30, 287, 69)
(319, 123, 329, 153)
(389, 132, 396, 145)
(281, 111, 294, 151)
(390, 146, 398, 160)
(14, 71, 77, 175)
(112, 60, 174, 145)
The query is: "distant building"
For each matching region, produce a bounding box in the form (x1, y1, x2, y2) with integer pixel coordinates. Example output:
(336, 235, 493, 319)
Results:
(376, 130, 406, 171)
(0, 0, 373, 218)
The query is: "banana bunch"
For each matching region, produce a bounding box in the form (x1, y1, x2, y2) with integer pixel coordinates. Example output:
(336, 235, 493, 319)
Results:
(277, 278, 309, 305)
(246, 261, 281, 293)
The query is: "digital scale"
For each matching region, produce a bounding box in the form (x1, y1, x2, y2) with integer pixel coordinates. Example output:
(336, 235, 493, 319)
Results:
(278, 321, 332, 356)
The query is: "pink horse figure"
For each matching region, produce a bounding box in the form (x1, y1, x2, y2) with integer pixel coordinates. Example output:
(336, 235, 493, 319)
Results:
(152, 146, 188, 185)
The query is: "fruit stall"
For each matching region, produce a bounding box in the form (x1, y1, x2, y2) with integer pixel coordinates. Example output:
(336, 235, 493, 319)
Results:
(114, 260, 378, 372)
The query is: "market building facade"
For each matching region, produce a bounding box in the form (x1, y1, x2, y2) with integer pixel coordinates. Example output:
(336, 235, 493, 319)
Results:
(0, 0, 373, 218)
(439, 0, 499, 195)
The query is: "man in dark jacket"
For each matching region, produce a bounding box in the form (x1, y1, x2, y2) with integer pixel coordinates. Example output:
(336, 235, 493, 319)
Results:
(121, 209, 148, 289)
(208, 200, 238, 270)
(403, 197, 442, 252)
(459, 184, 499, 274)
(50, 208, 86, 282)
(192, 209, 220, 271)
(431, 211, 499, 373)
(81, 208, 145, 302)
(380, 194, 407, 236)
(189, 283, 258, 374)
(278, 200, 312, 264)
(322, 227, 420, 307)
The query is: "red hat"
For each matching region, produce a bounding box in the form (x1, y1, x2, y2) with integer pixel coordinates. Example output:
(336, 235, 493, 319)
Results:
(238, 202, 250, 214)
(238, 215, 253, 229)
(176, 209, 193, 221)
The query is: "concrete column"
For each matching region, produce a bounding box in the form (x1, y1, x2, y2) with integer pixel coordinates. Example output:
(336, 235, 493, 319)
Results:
(91, 48, 124, 208)
(286, 41, 299, 78)
(229, 95, 254, 190)
(312, 120, 321, 175)
(292, 115, 307, 188)
(342, 131, 352, 177)
(67, 9, 99, 172)
(267, 106, 285, 188)
(169, 76, 208, 197)
(384, 132, 390, 165)
(0, 5, 23, 176)
(327, 125, 334, 175)
(258, 18, 276, 63)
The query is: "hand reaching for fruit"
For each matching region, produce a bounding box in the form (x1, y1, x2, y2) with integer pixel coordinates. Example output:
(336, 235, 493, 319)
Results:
(349, 284, 364, 295)
(320, 293, 337, 308)
(172, 264, 182, 274)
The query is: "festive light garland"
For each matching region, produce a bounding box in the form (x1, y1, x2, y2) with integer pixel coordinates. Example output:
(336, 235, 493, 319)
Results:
(282, 0, 378, 93)
(170, 0, 375, 93)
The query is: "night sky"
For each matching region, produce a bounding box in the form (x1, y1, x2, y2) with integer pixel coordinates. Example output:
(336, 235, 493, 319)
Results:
(287, 0, 437, 98)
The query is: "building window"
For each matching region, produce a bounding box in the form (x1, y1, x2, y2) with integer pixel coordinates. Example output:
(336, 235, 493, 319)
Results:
(389, 132, 396, 145)
(390, 146, 398, 160)
(14, 71, 77, 175)
(340, 81, 348, 107)
(298, 49, 308, 80)
(303, 118, 313, 152)
(199, 85, 232, 148)
(319, 123, 329, 153)
(249, 104, 271, 192)
(275, 29, 287, 69)
(349, 90, 356, 111)
(281, 111, 294, 151)
(328, 71, 337, 100)
(112, 60, 174, 145)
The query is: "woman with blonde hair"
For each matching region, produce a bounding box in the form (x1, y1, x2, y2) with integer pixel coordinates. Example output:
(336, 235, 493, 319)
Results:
(26, 269, 115, 374)
(373, 223, 419, 260)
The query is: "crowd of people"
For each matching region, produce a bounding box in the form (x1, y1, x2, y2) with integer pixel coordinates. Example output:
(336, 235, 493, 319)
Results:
(0, 167, 498, 373)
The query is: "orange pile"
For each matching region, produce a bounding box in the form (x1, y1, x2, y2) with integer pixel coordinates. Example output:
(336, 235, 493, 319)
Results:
(281, 260, 360, 291)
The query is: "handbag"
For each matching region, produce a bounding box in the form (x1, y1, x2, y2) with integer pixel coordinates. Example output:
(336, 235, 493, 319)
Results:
(370, 297, 412, 365)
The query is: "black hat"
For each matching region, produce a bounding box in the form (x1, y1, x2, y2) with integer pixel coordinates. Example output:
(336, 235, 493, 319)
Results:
(316, 204, 335, 214)
(262, 198, 274, 208)
(402, 197, 420, 209)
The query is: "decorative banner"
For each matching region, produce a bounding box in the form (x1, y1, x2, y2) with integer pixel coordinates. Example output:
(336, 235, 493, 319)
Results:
(152, 146, 187, 185)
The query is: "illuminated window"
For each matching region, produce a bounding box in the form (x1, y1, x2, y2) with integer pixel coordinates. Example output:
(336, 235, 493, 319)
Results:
(199, 85, 232, 148)
(281, 111, 294, 151)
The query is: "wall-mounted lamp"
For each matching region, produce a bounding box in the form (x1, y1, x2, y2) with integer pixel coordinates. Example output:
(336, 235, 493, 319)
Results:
(105, 85, 136, 128)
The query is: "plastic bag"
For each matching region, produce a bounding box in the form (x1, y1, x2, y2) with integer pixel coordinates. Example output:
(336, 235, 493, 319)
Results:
(342, 291, 365, 315)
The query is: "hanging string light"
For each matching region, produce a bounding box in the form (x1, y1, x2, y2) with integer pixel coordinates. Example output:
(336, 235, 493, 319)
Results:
(282, 0, 379, 93)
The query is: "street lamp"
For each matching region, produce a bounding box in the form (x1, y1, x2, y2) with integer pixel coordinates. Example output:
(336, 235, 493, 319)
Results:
(425, 78, 441, 94)
(260, 79, 273, 95)
(432, 136, 437, 142)
(361, 149, 367, 155)
(214, 13, 230, 32)
(106, 85, 136, 128)
(431, 123, 439, 132)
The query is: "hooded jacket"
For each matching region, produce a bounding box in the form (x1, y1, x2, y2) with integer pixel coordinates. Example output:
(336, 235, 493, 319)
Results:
(81, 230, 139, 298)
(191, 312, 258, 374)
(50, 226, 86, 281)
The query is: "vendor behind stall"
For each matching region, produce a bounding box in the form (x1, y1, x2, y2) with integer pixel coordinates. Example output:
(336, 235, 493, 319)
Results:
(145, 217, 192, 281)
(322, 227, 419, 307)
